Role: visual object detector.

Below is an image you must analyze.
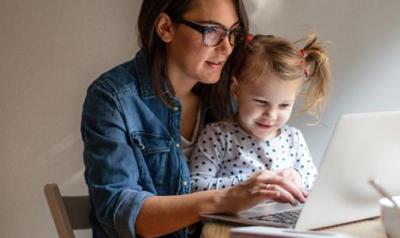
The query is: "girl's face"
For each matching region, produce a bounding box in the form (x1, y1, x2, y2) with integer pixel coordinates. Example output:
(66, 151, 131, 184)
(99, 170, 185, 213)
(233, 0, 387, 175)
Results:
(166, 0, 240, 87)
(234, 73, 303, 140)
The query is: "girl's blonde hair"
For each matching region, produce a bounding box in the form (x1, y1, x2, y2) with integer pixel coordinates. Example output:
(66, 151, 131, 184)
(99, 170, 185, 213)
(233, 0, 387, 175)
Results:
(233, 33, 331, 122)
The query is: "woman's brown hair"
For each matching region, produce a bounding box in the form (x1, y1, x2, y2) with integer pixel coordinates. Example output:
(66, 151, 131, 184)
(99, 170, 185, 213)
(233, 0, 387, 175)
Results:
(138, 0, 249, 122)
(234, 33, 331, 121)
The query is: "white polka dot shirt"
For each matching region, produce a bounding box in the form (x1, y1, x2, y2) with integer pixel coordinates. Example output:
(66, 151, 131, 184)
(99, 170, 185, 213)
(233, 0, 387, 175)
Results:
(189, 120, 317, 192)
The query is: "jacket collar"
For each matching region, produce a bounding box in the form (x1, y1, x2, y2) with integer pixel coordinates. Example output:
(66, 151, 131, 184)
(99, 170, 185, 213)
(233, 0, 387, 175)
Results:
(133, 49, 171, 100)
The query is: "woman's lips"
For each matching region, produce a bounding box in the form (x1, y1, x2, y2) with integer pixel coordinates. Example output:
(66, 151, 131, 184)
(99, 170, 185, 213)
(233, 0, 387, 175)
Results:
(206, 60, 223, 69)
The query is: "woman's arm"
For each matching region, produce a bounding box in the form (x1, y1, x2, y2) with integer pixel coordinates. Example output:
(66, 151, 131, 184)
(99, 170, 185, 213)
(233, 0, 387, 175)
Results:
(136, 171, 306, 237)
(135, 190, 221, 237)
(82, 79, 157, 237)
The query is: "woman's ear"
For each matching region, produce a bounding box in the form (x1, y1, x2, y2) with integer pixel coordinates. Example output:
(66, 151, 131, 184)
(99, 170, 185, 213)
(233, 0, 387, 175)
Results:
(155, 13, 174, 43)
(231, 76, 239, 100)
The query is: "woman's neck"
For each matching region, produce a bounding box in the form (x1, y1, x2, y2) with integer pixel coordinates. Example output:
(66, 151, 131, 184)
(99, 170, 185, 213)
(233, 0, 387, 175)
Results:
(166, 57, 200, 140)
(166, 58, 197, 99)
(170, 77, 196, 99)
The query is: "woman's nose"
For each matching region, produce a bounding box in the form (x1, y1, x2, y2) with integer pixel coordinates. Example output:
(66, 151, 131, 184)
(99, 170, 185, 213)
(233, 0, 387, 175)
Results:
(216, 36, 233, 56)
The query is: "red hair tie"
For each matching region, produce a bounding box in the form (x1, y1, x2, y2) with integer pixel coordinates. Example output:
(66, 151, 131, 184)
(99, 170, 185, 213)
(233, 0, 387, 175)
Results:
(300, 49, 309, 77)
(300, 49, 306, 58)
(245, 34, 254, 43)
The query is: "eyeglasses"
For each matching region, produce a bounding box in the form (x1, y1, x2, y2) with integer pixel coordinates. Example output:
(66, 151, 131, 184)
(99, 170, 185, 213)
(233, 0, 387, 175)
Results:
(170, 16, 244, 47)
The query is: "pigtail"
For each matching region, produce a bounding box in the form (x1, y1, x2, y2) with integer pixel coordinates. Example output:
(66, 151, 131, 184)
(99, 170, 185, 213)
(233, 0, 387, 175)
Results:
(299, 33, 331, 122)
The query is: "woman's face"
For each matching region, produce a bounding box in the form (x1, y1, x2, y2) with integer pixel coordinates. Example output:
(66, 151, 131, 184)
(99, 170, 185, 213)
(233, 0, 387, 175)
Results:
(166, 0, 240, 87)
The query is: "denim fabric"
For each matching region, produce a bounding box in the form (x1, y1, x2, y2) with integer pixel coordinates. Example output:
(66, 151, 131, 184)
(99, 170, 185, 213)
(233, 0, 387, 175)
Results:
(81, 50, 191, 238)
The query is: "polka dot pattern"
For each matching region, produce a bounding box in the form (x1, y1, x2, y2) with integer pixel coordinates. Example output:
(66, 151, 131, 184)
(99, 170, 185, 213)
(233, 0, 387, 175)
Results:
(189, 120, 318, 192)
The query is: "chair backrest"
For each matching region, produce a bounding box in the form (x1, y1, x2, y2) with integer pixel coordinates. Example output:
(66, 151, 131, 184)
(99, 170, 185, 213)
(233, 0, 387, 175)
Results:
(44, 183, 91, 238)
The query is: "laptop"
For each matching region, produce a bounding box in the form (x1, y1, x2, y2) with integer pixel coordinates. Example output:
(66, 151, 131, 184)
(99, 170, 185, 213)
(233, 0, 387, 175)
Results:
(202, 111, 400, 230)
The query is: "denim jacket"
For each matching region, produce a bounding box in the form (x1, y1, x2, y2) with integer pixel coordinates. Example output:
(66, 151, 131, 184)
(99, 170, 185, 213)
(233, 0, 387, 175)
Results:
(81, 50, 193, 238)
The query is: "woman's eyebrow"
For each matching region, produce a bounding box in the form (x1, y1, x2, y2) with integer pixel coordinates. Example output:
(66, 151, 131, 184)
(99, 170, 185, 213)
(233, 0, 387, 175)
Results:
(196, 20, 240, 29)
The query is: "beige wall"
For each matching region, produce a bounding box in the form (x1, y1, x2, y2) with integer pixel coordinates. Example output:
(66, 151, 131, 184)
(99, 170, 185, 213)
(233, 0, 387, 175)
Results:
(1, 0, 400, 237)
(0, 0, 140, 237)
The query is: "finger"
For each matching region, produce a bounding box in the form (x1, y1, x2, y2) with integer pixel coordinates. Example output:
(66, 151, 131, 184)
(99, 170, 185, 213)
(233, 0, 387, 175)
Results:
(291, 181, 308, 198)
(273, 169, 283, 176)
(251, 187, 280, 199)
(254, 173, 284, 184)
(292, 182, 308, 198)
(257, 190, 280, 198)
(264, 184, 298, 205)
(270, 185, 298, 205)
(252, 174, 306, 203)
(302, 189, 309, 197)
(281, 169, 292, 177)
(248, 183, 272, 194)
(275, 179, 306, 203)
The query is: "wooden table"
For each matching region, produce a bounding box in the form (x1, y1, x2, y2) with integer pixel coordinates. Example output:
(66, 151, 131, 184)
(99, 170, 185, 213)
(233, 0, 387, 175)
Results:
(201, 217, 388, 238)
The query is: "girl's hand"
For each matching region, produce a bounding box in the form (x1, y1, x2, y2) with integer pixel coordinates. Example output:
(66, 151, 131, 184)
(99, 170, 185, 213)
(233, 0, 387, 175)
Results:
(216, 170, 307, 215)
(275, 168, 309, 197)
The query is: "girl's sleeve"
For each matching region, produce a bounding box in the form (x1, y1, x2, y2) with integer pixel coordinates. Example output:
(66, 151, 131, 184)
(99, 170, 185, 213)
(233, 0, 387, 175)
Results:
(293, 129, 318, 190)
(189, 124, 245, 191)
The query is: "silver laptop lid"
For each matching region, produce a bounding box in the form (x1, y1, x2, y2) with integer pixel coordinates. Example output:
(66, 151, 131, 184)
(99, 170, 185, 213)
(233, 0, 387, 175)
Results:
(296, 111, 400, 230)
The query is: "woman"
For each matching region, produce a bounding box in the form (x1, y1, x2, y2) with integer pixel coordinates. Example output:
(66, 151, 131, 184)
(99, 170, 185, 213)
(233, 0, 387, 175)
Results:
(81, 0, 307, 237)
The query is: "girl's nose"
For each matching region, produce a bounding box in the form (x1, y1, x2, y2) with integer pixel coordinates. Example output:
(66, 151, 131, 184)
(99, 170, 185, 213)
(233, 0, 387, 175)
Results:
(264, 108, 278, 120)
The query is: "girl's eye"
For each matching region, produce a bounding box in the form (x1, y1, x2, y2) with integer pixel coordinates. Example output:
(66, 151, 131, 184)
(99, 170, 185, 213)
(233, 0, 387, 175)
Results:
(280, 104, 291, 108)
(254, 99, 267, 105)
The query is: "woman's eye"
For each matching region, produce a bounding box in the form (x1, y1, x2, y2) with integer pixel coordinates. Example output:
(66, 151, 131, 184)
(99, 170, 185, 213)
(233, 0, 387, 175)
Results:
(204, 26, 219, 33)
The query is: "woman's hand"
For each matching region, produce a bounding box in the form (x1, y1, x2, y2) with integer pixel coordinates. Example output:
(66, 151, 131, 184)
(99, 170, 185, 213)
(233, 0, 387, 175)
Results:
(275, 168, 309, 197)
(216, 170, 307, 215)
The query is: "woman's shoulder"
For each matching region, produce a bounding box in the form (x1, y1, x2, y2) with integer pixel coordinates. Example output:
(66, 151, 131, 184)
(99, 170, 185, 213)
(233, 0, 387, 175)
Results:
(87, 50, 149, 97)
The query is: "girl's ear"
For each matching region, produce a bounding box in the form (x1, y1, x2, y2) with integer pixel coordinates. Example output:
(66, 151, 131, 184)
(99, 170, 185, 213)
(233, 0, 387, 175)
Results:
(231, 76, 239, 100)
(155, 13, 174, 43)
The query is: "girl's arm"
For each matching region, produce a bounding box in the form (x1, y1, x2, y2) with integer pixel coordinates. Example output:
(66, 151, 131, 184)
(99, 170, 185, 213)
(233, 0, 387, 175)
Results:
(190, 124, 246, 191)
(293, 129, 318, 190)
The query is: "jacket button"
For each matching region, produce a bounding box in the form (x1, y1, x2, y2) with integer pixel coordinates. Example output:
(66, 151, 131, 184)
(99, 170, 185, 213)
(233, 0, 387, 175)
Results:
(176, 143, 180, 148)
(173, 106, 178, 111)
(182, 181, 188, 186)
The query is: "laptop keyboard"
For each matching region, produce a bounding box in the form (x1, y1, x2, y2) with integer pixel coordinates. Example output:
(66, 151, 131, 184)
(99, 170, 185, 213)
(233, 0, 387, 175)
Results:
(248, 209, 301, 225)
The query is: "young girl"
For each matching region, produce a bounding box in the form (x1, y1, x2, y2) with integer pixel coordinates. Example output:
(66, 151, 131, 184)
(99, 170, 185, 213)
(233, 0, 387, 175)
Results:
(190, 33, 330, 193)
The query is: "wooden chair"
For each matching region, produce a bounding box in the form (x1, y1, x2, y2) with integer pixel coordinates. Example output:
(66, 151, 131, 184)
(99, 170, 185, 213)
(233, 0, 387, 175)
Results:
(44, 183, 91, 238)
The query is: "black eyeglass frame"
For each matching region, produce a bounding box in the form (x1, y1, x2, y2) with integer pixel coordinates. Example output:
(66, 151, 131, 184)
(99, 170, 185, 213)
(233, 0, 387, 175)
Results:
(170, 16, 244, 47)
